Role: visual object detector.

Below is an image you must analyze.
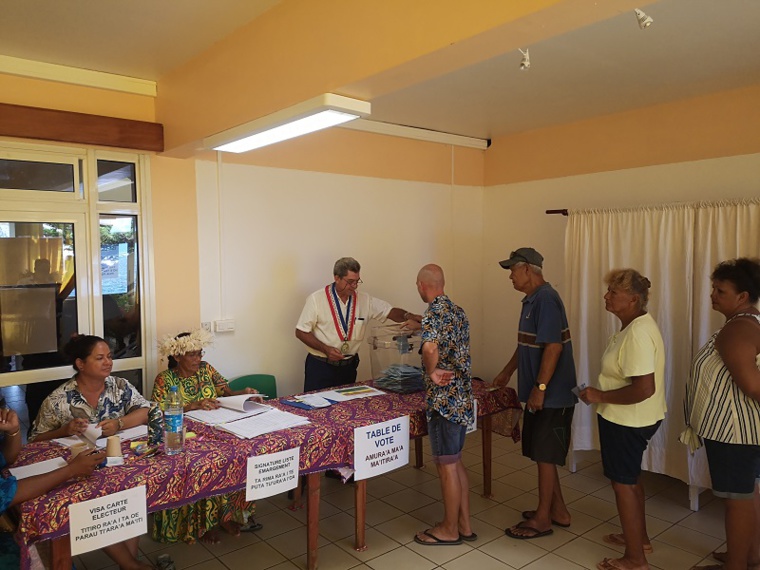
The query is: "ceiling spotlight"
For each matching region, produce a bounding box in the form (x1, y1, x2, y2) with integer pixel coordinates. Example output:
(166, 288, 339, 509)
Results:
(634, 8, 653, 29)
(518, 48, 530, 71)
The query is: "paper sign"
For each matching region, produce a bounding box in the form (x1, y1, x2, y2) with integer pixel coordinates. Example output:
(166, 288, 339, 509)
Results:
(69, 486, 147, 555)
(246, 447, 300, 500)
(466, 399, 478, 435)
(354, 416, 410, 481)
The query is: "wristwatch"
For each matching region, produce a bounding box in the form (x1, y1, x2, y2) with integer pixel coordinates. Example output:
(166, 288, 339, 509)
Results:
(535, 382, 547, 392)
(117, 417, 124, 430)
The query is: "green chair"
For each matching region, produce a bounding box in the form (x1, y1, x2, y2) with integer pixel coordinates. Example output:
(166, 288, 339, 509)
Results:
(229, 374, 278, 399)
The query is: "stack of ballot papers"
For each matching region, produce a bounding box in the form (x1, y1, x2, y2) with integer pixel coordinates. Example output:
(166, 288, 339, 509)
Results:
(215, 408, 310, 439)
(185, 394, 271, 425)
(374, 364, 425, 394)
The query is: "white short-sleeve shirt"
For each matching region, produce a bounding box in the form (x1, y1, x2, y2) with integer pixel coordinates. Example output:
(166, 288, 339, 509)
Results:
(296, 286, 392, 357)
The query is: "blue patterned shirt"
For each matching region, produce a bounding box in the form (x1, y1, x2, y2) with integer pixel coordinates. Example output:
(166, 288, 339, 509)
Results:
(421, 294, 473, 426)
(30, 376, 149, 440)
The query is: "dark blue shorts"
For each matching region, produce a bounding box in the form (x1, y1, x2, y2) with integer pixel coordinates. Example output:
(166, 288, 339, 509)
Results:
(598, 414, 661, 485)
(427, 410, 467, 465)
(704, 438, 760, 499)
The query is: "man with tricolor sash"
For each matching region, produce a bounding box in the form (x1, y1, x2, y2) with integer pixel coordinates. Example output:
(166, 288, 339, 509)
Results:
(296, 257, 420, 392)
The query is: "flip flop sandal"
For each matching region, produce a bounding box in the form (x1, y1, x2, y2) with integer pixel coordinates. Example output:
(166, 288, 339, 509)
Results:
(413, 529, 463, 546)
(505, 524, 553, 540)
(156, 554, 176, 570)
(459, 532, 478, 541)
(240, 520, 264, 532)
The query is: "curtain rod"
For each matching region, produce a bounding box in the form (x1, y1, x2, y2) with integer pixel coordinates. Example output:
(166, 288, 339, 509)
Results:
(545, 209, 568, 216)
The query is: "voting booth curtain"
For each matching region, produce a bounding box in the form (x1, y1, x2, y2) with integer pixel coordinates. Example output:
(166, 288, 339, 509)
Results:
(564, 198, 760, 489)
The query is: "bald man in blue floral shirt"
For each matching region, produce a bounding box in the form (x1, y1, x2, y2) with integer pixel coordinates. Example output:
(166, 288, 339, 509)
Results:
(413, 264, 476, 546)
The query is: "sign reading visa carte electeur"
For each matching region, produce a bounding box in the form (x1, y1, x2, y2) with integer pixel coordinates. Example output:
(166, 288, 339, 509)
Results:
(69, 486, 147, 555)
(354, 416, 409, 481)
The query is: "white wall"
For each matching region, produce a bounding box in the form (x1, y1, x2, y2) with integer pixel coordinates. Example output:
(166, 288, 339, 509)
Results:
(196, 159, 484, 397)
(481, 153, 760, 380)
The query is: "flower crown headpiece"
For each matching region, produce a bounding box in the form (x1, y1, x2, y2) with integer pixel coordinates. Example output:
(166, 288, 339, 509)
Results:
(158, 328, 214, 358)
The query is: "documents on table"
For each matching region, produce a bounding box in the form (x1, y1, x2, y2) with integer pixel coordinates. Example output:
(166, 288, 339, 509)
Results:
(295, 394, 333, 408)
(320, 385, 386, 401)
(54, 424, 148, 448)
(186, 400, 272, 425)
(9, 457, 68, 479)
(216, 409, 310, 439)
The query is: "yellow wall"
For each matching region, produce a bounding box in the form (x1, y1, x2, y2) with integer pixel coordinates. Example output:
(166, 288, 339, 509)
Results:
(150, 156, 201, 349)
(485, 85, 760, 185)
(0, 73, 155, 122)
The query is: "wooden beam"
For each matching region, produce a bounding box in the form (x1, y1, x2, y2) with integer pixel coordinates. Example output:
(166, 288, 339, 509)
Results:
(0, 103, 163, 152)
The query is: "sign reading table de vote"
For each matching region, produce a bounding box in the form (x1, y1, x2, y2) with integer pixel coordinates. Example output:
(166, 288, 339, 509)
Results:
(354, 416, 409, 481)
(69, 485, 147, 555)
(246, 447, 300, 501)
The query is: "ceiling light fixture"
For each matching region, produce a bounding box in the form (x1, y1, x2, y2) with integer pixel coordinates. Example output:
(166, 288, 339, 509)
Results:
(204, 93, 371, 153)
(634, 8, 653, 29)
(518, 49, 530, 71)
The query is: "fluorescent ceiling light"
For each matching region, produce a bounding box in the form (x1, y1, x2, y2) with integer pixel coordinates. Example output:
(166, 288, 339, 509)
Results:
(340, 119, 489, 150)
(205, 93, 371, 153)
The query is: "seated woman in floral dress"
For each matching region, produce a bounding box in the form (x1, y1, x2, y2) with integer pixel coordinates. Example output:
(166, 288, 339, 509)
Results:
(151, 329, 261, 545)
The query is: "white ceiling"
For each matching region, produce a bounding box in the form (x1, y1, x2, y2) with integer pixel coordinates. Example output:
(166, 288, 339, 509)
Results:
(1, 0, 759, 141)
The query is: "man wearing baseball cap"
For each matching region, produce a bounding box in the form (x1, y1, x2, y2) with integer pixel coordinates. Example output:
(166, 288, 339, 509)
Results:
(494, 247, 578, 540)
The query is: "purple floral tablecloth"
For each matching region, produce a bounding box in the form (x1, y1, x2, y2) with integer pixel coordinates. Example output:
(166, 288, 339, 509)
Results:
(13, 379, 520, 554)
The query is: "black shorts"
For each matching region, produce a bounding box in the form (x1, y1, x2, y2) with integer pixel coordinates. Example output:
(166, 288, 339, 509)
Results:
(704, 438, 760, 499)
(598, 414, 661, 485)
(522, 406, 574, 466)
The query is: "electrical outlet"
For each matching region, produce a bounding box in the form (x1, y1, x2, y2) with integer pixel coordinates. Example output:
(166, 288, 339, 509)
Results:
(214, 319, 235, 332)
(201, 322, 212, 332)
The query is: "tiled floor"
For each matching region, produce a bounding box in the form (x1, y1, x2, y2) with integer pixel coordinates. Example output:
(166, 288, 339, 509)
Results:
(65, 430, 726, 570)
(0, 385, 725, 569)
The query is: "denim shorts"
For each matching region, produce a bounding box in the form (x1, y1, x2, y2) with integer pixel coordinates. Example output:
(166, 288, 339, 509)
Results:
(704, 438, 760, 499)
(427, 410, 467, 465)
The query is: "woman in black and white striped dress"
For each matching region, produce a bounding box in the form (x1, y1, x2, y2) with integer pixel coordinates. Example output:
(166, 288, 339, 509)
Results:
(684, 258, 760, 570)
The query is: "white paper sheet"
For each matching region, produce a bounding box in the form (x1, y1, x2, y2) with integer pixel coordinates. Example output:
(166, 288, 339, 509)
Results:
(215, 395, 270, 413)
(9, 457, 68, 480)
(216, 409, 310, 439)
(185, 404, 270, 426)
(95, 425, 148, 447)
(55, 424, 148, 448)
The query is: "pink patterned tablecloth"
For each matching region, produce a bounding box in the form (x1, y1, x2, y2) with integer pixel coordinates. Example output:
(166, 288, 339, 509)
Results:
(13, 379, 520, 555)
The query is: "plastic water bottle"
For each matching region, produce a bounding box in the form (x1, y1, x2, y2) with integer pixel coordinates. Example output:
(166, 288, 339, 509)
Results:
(163, 385, 184, 455)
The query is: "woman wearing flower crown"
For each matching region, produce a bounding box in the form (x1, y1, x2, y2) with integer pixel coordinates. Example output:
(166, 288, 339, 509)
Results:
(151, 329, 261, 545)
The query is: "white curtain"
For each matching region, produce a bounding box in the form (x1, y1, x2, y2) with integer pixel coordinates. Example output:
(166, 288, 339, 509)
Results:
(565, 198, 760, 488)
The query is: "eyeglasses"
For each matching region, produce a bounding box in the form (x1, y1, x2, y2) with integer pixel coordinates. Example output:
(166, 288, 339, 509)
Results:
(184, 350, 204, 358)
(343, 278, 363, 286)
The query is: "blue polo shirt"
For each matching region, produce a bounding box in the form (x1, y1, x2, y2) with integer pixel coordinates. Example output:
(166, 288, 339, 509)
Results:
(516, 283, 577, 408)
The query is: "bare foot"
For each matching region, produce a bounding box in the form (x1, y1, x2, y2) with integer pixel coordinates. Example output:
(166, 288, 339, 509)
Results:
(522, 509, 571, 527)
(220, 521, 242, 537)
(198, 529, 221, 545)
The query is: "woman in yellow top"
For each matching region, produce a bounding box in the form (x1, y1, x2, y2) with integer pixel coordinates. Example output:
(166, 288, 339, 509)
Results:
(151, 329, 261, 545)
(580, 269, 667, 570)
